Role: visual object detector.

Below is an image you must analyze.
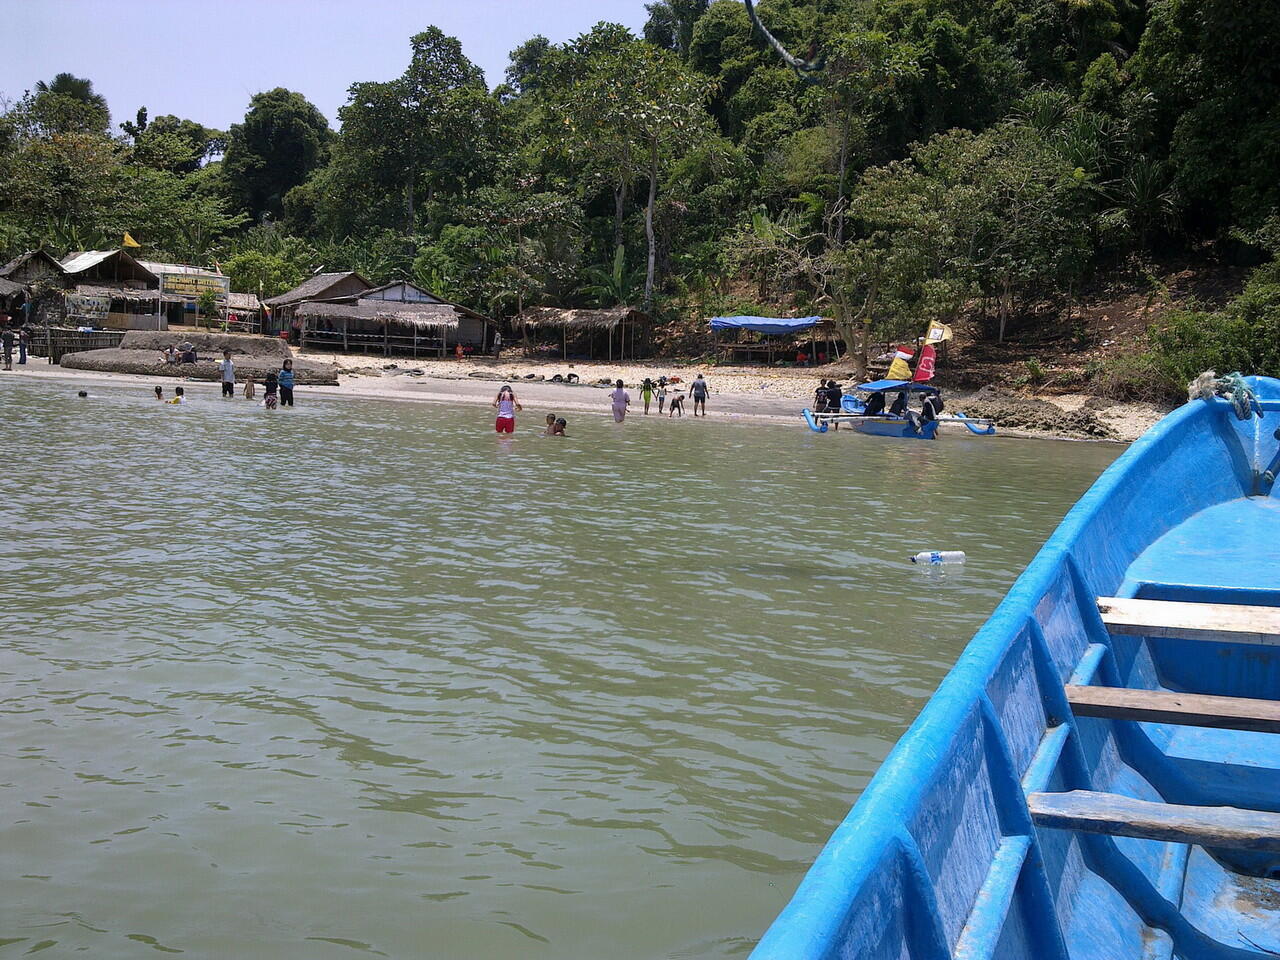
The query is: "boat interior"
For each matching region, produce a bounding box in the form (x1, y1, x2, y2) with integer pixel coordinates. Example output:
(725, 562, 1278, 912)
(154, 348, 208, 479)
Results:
(754, 378, 1280, 959)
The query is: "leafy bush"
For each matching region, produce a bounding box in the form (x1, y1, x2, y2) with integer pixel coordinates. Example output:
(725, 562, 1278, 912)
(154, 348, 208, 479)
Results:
(1101, 266, 1280, 401)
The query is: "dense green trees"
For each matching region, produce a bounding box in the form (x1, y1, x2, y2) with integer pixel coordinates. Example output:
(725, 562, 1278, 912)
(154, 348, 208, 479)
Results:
(1, 0, 1279, 374)
(222, 88, 331, 221)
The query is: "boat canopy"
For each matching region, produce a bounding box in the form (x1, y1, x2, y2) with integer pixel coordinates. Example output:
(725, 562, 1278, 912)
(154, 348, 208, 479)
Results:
(856, 379, 940, 394)
(709, 315, 821, 334)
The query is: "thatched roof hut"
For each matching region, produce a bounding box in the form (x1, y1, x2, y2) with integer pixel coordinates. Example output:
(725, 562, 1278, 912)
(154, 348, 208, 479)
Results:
(293, 280, 495, 358)
(1, 250, 66, 286)
(515, 306, 648, 359)
(517, 306, 634, 330)
(264, 271, 372, 307)
(297, 299, 462, 329)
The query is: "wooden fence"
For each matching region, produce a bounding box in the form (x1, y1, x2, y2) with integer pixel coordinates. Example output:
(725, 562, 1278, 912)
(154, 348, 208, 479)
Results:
(28, 328, 127, 363)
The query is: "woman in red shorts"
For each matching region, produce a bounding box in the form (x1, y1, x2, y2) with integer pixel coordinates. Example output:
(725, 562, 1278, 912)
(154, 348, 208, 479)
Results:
(492, 384, 521, 433)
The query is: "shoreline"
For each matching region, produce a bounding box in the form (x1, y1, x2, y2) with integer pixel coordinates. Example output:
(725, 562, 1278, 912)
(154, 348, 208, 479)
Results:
(1, 359, 1163, 442)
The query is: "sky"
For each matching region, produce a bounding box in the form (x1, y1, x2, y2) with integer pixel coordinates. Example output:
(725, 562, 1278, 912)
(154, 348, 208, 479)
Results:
(2, 0, 651, 132)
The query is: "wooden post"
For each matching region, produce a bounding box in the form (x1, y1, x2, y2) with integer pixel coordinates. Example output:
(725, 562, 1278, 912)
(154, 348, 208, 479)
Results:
(562, 325, 567, 360)
(300, 317, 308, 351)
(343, 316, 349, 352)
(413, 323, 418, 359)
(384, 319, 389, 357)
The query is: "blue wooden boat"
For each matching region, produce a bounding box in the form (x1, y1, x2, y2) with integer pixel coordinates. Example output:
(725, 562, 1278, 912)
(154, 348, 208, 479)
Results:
(803, 380, 995, 438)
(759, 375, 1280, 958)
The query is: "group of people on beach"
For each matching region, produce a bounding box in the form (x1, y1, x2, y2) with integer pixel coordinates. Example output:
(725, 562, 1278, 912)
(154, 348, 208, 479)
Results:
(1, 322, 33, 370)
(618, 373, 711, 421)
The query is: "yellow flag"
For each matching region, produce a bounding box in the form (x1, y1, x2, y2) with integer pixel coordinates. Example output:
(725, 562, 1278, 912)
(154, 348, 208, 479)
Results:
(924, 321, 953, 344)
(122, 232, 141, 248)
(886, 345, 915, 381)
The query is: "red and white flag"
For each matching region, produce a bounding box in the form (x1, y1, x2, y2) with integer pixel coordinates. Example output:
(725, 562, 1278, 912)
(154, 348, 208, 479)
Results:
(886, 345, 915, 381)
(913, 344, 936, 382)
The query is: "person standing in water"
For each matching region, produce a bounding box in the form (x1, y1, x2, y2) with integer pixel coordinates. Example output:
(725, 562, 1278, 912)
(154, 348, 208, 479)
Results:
(243, 378, 256, 401)
(640, 378, 655, 415)
(218, 350, 236, 398)
(154, 385, 164, 400)
(263, 371, 279, 410)
(278, 359, 295, 407)
(690, 373, 709, 416)
(493, 384, 521, 433)
(609, 379, 630, 422)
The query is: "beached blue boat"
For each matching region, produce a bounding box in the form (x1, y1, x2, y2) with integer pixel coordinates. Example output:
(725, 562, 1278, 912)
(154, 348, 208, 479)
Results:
(803, 380, 996, 439)
(760, 375, 1280, 958)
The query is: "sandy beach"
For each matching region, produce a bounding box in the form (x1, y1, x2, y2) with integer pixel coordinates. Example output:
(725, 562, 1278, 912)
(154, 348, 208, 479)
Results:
(2, 352, 1168, 441)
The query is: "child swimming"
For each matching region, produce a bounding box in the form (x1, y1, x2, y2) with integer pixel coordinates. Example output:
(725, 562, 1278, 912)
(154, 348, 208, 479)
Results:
(166, 386, 185, 404)
(544, 413, 557, 435)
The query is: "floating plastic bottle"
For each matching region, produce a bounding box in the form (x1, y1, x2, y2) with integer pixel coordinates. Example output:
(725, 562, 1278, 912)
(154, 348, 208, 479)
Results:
(911, 550, 966, 565)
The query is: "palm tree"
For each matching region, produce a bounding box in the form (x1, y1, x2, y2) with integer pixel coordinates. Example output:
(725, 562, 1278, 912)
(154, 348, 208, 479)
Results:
(581, 246, 643, 307)
(33, 73, 110, 132)
(35, 73, 107, 111)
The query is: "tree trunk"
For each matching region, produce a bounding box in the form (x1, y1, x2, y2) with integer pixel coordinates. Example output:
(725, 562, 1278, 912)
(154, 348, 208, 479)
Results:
(643, 139, 658, 311)
(613, 143, 631, 251)
(835, 113, 851, 245)
(406, 169, 415, 233)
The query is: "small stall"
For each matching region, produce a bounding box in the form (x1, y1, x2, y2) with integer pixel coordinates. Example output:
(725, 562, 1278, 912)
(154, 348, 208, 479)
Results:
(517, 306, 646, 360)
(709, 315, 832, 364)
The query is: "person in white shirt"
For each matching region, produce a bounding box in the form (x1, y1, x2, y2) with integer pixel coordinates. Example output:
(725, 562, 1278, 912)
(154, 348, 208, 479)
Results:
(218, 350, 236, 398)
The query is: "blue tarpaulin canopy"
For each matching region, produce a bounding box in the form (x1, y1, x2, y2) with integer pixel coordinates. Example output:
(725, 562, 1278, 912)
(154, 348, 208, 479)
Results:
(709, 315, 821, 334)
(857, 379, 939, 394)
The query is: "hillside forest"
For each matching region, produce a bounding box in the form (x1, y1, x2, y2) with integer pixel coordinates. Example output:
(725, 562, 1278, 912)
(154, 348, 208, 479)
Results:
(3, 0, 1280, 396)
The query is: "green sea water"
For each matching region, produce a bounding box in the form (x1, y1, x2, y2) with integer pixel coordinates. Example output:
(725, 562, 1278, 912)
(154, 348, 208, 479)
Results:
(0, 376, 1120, 959)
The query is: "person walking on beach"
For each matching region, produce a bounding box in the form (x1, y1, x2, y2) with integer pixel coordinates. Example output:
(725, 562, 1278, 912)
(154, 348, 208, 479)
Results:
(640, 378, 655, 415)
(657, 381, 667, 414)
(690, 374, 709, 416)
(610, 379, 630, 422)
(1, 326, 13, 371)
(668, 389, 684, 417)
(18, 326, 30, 364)
(218, 350, 236, 399)
(278, 359, 295, 407)
(493, 384, 521, 433)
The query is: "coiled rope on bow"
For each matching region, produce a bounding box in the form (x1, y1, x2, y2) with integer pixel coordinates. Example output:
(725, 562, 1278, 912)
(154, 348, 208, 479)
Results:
(1188, 370, 1262, 420)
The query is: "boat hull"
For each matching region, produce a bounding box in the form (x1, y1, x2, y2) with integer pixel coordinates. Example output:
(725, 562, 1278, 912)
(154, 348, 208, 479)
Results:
(757, 378, 1280, 958)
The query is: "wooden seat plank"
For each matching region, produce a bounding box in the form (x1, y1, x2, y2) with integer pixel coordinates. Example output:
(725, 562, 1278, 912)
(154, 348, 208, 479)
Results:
(1028, 790, 1280, 853)
(1096, 596, 1280, 646)
(1065, 684, 1280, 734)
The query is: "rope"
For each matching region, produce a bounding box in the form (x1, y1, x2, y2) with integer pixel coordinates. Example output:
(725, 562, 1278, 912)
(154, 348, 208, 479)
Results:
(1188, 370, 1261, 420)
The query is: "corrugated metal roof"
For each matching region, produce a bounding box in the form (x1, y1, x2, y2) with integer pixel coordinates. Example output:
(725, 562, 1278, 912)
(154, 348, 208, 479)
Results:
(60, 250, 118, 273)
(137, 260, 222, 277)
